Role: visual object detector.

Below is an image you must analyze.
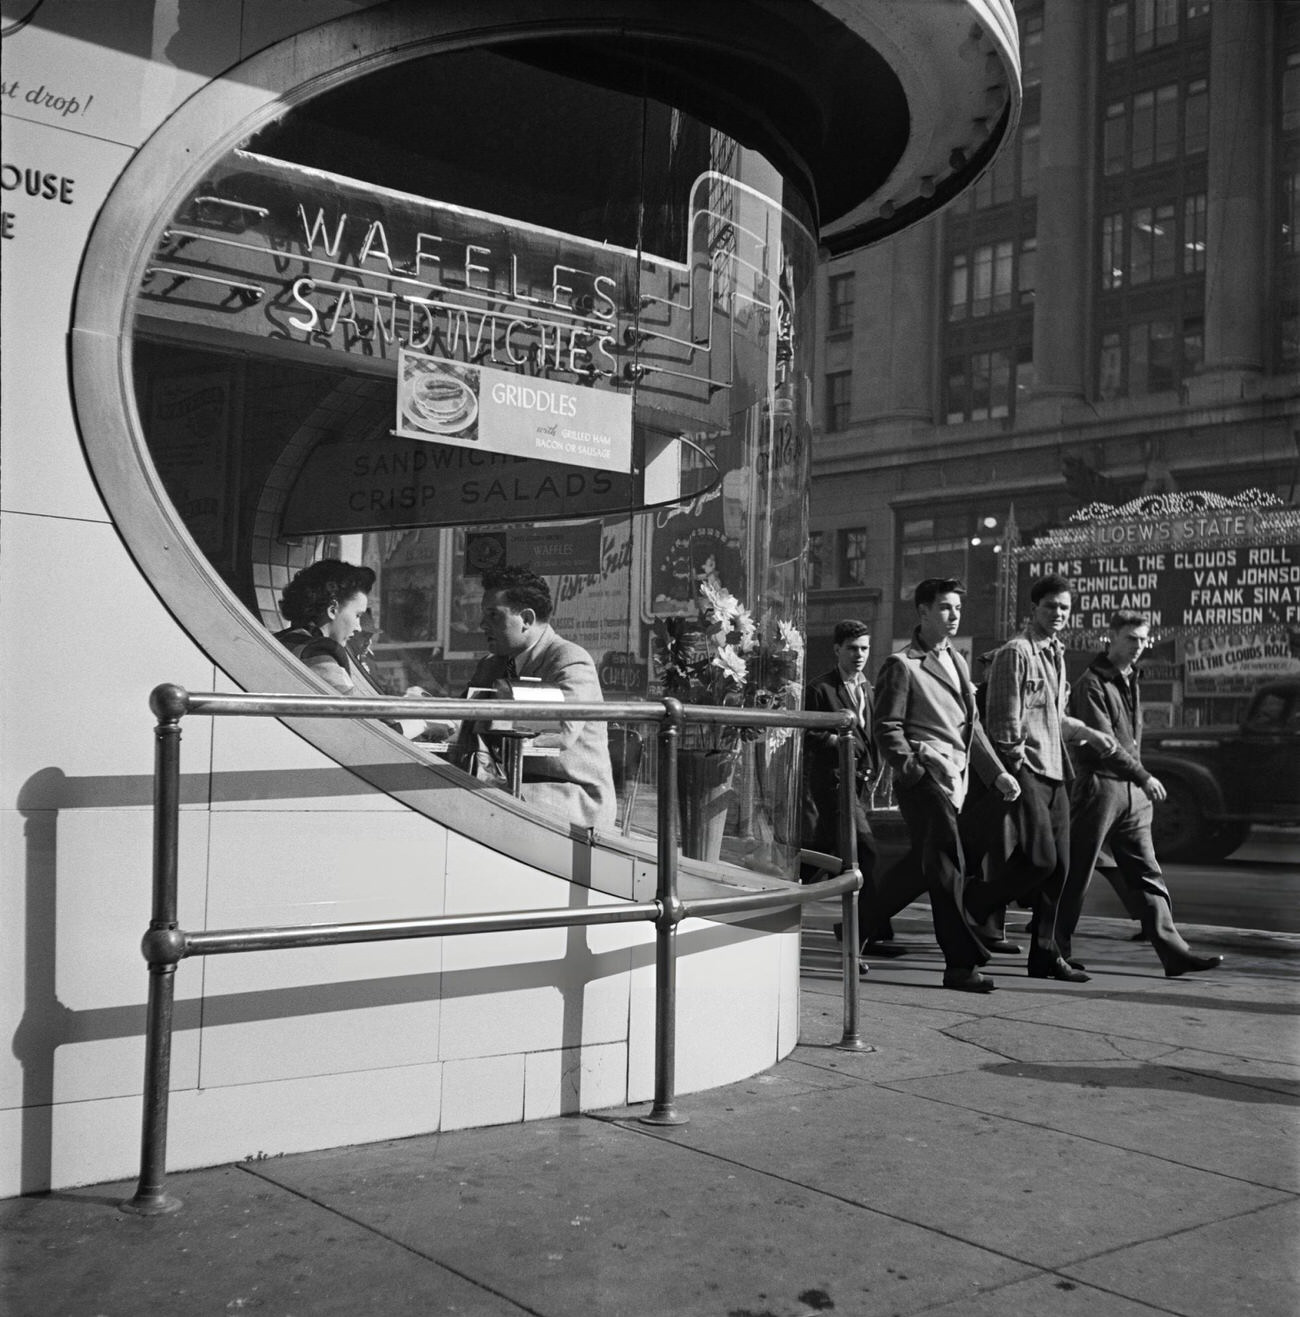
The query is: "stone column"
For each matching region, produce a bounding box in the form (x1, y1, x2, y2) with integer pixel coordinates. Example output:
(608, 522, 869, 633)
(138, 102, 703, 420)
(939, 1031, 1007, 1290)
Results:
(1200, 0, 1268, 379)
(1026, 0, 1090, 409)
(880, 214, 938, 422)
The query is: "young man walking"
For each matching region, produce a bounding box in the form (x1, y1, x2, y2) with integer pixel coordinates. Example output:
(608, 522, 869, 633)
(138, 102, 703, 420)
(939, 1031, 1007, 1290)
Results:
(973, 575, 1116, 982)
(1057, 610, 1222, 978)
(871, 579, 1021, 993)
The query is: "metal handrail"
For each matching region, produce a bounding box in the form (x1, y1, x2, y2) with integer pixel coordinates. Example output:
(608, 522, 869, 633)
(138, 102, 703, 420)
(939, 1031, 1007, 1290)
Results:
(122, 683, 866, 1215)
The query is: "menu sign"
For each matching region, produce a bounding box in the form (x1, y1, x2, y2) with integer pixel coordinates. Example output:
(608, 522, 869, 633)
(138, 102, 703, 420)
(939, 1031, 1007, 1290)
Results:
(280, 436, 635, 534)
(396, 348, 631, 472)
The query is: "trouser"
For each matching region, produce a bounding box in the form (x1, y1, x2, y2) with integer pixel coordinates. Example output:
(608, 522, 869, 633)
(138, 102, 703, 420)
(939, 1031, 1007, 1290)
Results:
(874, 776, 986, 971)
(966, 768, 1069, 963)
(959, 781, 1016, 939)
(1057, 774, 1181, 960)
(800, 780, 892, 935)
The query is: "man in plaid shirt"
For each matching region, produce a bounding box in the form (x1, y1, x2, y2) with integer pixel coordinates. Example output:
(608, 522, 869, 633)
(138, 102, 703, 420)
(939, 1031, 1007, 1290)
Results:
(967, 575, 1115, 982)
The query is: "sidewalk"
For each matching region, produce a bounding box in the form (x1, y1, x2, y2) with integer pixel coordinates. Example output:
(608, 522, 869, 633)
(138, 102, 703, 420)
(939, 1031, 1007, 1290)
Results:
(4, 907, 1298, 1317)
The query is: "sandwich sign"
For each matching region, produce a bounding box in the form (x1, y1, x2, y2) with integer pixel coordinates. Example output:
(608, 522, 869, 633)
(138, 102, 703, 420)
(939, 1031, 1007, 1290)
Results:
(396, 347, 632, 474)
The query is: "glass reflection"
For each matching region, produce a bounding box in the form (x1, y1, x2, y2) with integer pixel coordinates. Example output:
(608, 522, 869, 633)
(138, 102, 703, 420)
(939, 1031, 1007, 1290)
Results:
(130, 43, 814, 873)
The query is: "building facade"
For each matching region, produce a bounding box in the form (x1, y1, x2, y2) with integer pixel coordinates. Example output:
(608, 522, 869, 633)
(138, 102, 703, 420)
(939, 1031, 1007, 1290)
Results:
(810, 0, 1300, 724)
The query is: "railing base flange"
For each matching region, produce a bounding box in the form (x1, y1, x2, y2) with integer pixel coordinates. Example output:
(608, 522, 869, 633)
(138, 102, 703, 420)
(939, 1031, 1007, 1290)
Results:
(637, 1108, 689, 1127)
(833, 1038, 876, 1053)
(119, 1192, 183, 1216)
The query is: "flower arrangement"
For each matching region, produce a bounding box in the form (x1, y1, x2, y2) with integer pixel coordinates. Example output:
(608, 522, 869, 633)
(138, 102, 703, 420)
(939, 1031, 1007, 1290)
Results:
(653, 579, 805, 752)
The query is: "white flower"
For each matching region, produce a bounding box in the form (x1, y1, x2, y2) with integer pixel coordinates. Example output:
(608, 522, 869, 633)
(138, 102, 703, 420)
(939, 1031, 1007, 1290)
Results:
(777, 620, 804, 656)
(698, 579, 739, 622)
(711, 645, 748, 685)
(735, 606, 758, 652)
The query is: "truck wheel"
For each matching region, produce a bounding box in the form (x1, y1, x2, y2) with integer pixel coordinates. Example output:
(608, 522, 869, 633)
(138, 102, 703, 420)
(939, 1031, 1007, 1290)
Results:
(1151, 778, 1207, 862)
(1203, 822, 1250, 862)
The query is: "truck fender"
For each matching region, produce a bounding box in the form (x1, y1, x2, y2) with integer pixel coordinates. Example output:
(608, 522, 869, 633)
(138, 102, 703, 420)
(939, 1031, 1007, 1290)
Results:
(1140, 754, 1227, 820)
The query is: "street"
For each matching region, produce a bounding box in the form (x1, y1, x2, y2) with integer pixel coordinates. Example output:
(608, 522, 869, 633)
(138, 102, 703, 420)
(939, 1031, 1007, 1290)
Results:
(1082, 827, 1300, 935)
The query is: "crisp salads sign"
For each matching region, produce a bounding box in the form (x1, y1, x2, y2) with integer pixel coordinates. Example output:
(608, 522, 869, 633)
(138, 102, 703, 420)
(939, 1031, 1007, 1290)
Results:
(396, 348, 631, 473)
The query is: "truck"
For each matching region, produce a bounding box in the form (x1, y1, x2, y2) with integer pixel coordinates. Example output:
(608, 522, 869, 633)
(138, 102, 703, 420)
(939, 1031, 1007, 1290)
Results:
(1144, 679, 1300, 861)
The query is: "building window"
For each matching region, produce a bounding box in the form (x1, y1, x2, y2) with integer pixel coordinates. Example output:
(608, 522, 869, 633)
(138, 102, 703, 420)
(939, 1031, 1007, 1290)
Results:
(1285, 173, 1300, 257)
(827, 272, 855, 332)
(1128, 319, 1177, 395)
(1285, 52, 1300, 134)
(1018, 236, 1037, 303)
(1130, 207, 1154, 284)
(1099, 331, 1124, 400)
(1151, 202, 1176, 279)
(949, 351, 1015, 423)
(969, 241, 1013, 317)
(1182, 316, 1204, 377)
(1021, 11, 1043, 88)
(1134, 0, 1178, 54)
(809, 530, 824, 589)
(948, 252, 968, 321)
(1184, 192, 1207, 271)
(1106, 1, 1129, 63)
(945, 359, 966, 423)
(1184, 78, 1208, 154)
(1019, 123, 1040, 197)
(840, 528, 870, 586)
(1102, 213, 1125, 289)
(1015, 345, 1035, 409)
(1282, 300, 1300, 370)
(1104, 101, 1127, 176)
(1154, 83, 1179, 162)
(1131, 89, 1156, 169)
(825, 371, 851, 431)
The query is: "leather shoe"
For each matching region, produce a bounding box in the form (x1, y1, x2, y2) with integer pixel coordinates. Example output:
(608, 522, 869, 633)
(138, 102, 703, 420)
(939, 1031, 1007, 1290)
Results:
(943, 968, 997, 993)
(1027, 955, 1090, 983)
(833, 922, 907, 957)
(983, 938, 1022, 955)
(1066, 957, 1087, 971)
(1162, 950, 1223, 978)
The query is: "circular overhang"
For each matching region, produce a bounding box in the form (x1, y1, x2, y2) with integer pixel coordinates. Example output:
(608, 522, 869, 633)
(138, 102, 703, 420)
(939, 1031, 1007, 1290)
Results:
(460, 0, 1021, 253)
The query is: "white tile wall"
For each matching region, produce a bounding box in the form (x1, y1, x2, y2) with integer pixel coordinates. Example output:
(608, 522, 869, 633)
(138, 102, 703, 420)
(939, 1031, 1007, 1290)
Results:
(441, 1053, 525, 1131)
(0, 513, 217, 810)
(524, 1042, 628, 1120)
(197, 810, 447, 1086)
(0, 808, 208, 1110)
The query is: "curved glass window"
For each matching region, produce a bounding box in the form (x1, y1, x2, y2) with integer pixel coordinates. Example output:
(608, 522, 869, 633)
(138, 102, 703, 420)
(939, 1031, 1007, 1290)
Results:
(129, 44, 815, 873)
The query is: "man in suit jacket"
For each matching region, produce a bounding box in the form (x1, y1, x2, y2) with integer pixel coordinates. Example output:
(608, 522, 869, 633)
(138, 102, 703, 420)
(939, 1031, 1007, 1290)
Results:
(873, 578, 1022, 992)
(800, 620, 892, 940)
(454, 566, 615, 831)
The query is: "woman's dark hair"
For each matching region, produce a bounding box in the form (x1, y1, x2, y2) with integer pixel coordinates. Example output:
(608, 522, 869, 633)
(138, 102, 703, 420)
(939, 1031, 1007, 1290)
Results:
(280, 559, 375, 627)
(480, 565, 553, 621)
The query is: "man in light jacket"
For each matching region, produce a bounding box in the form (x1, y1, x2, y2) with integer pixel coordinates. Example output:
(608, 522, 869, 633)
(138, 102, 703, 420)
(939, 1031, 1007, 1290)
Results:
(872, 578, 1021, 993)
(454, 566, 615, 831)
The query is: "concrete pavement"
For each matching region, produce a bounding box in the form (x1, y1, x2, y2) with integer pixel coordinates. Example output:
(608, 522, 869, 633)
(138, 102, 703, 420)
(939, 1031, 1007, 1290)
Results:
(4, 905, 1298, 1316)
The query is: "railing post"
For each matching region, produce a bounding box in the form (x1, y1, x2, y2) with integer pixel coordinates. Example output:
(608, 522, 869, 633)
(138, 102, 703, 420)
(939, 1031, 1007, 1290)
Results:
(640, 699, 688, 1126)
(834, 725, 872, 1052)
(120, 685, 189, 1215)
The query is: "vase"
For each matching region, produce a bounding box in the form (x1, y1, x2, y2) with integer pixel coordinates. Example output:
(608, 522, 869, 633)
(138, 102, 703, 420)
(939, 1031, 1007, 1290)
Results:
(676, 749, 738, 862)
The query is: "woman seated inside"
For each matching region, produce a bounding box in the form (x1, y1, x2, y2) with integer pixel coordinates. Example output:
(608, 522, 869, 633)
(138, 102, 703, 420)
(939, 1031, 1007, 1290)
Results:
(275, 558, 454, 740)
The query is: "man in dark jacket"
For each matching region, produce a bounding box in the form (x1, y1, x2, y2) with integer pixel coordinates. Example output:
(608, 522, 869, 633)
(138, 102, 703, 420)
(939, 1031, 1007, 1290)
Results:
(801, 619, 894, 942)
(1057, 610, 1221, 977)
